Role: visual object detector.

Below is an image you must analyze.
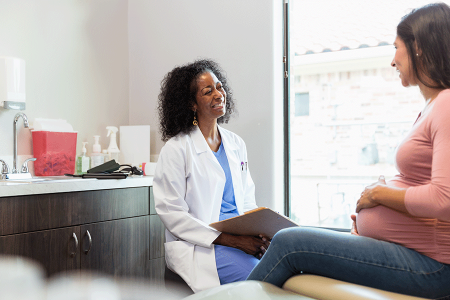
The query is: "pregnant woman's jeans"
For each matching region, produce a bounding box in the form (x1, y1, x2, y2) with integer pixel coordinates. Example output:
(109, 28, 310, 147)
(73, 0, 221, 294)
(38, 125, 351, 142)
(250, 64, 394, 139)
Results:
(247, 227, 450, 299)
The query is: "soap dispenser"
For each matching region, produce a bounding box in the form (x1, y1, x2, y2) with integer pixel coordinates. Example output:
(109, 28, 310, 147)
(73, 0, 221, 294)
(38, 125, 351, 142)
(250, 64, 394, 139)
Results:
(76, 142, 90, 174)
(102, 149, 110, 163)
(90, 135, 104, 168)
(106, 126, 120, 164)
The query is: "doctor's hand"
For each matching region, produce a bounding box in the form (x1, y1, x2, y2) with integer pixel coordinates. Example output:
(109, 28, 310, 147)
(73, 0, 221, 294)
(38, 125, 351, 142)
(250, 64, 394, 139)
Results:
(213, 233, 270, 258)
(256, 234, 271, 258)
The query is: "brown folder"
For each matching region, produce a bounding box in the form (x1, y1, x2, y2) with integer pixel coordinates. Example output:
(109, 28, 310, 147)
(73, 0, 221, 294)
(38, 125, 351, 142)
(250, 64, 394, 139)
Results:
(209, 207, 299, 239)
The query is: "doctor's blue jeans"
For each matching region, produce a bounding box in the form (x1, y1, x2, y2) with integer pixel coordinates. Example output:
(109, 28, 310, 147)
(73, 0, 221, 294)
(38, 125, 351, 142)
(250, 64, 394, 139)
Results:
(247, 227, 450, 299)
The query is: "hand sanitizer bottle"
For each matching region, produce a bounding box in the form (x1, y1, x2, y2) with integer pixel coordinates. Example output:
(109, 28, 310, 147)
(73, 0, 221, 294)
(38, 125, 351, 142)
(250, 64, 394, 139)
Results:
(90, 135, 104, 168)
(102, 149, 110, 163)
(106, 126, 120, 164)
(76, 142, 90, 174)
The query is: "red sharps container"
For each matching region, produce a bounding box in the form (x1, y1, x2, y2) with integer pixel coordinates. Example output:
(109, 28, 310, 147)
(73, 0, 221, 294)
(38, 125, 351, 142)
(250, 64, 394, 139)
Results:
(32, 130, 77, 176)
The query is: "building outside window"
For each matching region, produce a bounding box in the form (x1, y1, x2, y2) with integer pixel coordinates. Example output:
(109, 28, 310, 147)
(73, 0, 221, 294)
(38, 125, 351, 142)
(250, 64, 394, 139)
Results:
(294, 92, 310, 117)
(288, 0, 449, 229)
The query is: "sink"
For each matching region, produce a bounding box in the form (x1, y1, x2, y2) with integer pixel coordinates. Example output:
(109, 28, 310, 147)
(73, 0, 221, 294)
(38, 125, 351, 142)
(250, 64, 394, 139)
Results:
(0, 181, 27, 186)
(33, 176, 91, 183)
(14, 177, 47, 182)
(0, 176, 93, 184)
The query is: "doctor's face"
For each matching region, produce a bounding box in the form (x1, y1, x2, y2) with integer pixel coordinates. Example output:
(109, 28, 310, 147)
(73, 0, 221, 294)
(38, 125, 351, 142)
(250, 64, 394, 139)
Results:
(192, 71, 226, 123)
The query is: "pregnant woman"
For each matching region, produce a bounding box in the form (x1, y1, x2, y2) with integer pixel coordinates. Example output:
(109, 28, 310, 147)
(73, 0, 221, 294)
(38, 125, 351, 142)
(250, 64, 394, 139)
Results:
(247, 3, 450, 299)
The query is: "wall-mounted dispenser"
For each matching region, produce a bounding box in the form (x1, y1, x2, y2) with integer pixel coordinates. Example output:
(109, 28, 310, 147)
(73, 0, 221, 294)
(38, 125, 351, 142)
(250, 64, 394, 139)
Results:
(0, 57, 26, 110)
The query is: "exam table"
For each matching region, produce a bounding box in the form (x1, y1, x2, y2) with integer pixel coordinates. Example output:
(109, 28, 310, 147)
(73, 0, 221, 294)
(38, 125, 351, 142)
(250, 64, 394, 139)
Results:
(183, 275, 431, 300)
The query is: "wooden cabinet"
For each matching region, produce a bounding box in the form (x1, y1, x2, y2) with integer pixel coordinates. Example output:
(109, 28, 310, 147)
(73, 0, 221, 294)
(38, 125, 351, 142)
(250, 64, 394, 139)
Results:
(0, 186, 164, 281)
(0, 226, 80, 275)
(80, 215, 150, 277)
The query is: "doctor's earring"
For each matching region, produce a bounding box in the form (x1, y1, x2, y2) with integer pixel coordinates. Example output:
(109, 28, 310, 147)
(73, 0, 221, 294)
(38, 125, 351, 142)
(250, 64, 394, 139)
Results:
(193, 111, 198, 126)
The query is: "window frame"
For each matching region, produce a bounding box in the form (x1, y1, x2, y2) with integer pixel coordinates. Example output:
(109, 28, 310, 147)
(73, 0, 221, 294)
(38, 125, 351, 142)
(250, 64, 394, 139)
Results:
(283, 0, 291, 217)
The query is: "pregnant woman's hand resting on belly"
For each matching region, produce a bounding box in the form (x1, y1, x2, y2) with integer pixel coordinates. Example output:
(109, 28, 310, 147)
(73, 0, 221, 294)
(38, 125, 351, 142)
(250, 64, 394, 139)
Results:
(352, 176, 387, 238)
(350, 214, 359, 235)
(356, 175, 387, 213)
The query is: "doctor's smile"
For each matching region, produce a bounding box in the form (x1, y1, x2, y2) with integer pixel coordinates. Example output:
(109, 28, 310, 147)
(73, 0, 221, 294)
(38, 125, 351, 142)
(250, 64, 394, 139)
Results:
(211, 103, 224, 109)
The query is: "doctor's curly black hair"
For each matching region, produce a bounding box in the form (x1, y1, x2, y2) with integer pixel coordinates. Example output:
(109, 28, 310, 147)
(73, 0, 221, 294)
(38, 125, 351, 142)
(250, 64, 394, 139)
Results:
(157, 59, 236, 142)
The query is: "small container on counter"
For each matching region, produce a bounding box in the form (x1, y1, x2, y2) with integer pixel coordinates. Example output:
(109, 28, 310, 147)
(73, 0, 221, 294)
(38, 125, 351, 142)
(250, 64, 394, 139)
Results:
(90, 135, 104, 168)
(76, 142, 90, 174)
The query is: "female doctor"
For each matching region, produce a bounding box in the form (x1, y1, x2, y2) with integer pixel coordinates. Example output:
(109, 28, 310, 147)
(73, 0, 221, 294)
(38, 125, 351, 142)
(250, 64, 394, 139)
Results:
(154, 59, 269, 293)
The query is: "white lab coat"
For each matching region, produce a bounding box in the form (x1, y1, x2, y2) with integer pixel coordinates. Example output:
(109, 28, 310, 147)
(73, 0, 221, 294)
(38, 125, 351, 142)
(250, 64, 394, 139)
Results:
(153, 125, 257, 293)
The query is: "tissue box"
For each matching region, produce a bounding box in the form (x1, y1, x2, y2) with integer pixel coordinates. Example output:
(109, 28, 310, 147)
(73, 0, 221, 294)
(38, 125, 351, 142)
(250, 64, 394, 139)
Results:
(32, 131, 77, 176)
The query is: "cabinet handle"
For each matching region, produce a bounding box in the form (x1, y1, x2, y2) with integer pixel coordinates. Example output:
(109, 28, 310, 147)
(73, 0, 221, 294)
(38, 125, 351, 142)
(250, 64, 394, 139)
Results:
(69, 232, 78, 258)
(84, 230, 92, 255)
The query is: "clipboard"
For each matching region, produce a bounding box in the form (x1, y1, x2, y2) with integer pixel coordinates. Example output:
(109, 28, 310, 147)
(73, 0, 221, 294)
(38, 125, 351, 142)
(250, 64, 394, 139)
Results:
(209, 207, 299, 239)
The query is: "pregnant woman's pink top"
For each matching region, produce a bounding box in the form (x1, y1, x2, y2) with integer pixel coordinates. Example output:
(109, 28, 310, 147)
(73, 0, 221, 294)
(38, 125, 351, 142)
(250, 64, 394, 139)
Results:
(357, 89, 450, 264)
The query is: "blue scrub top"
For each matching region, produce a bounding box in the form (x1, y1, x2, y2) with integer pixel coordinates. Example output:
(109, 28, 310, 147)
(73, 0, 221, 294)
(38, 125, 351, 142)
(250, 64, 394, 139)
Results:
(213, 142, 259, 285)
(213, 141, 239, 221)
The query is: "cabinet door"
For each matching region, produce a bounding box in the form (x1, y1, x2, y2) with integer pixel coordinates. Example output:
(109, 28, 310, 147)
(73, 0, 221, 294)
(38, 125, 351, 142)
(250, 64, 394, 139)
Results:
(0, 227, 80, 277)
(80, 215, 150, 278)
(149, 214, 165, 260)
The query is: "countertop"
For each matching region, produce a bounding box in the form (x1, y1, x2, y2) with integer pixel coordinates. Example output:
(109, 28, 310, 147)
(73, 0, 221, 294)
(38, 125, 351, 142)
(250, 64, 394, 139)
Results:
(0, 175, 153, 197)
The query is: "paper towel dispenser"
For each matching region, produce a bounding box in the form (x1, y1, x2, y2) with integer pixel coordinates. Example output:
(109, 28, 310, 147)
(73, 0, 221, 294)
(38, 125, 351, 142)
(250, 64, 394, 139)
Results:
(0, 56, 26, 110)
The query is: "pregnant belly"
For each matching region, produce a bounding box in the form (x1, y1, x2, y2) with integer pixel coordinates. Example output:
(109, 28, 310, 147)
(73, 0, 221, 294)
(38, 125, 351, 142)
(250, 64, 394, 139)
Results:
(356, 206, 434, 244)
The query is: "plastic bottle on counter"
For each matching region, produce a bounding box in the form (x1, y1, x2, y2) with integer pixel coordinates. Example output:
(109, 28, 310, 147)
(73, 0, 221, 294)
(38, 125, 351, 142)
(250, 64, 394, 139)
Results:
(106, 126, 120, 164)
(102, 149, 111, 163)
(90, 135, 104, 168)
(76, 142, 90, 174)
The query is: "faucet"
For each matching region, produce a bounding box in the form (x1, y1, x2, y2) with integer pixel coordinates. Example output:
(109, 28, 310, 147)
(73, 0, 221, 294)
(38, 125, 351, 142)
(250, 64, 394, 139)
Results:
(0, 159, 10, 180)
(0, 113, 35, 180)
(13, 113, 30, 174)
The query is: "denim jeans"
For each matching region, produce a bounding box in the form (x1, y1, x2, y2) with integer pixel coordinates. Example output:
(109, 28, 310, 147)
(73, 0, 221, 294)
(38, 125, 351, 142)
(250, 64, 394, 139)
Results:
(247, 227, 450, 299)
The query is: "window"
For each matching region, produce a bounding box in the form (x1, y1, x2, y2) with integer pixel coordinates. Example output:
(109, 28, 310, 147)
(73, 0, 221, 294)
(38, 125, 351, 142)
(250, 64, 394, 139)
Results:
(287, 0, 450, 229)
(294, 92, 309, 116)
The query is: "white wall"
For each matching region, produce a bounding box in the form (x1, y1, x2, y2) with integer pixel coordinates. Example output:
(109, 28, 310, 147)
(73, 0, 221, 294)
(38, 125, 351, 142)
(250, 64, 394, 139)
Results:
(0, 0, 129, 168)
(0, 0, 284, 211)
(128, 0, 284, 210)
